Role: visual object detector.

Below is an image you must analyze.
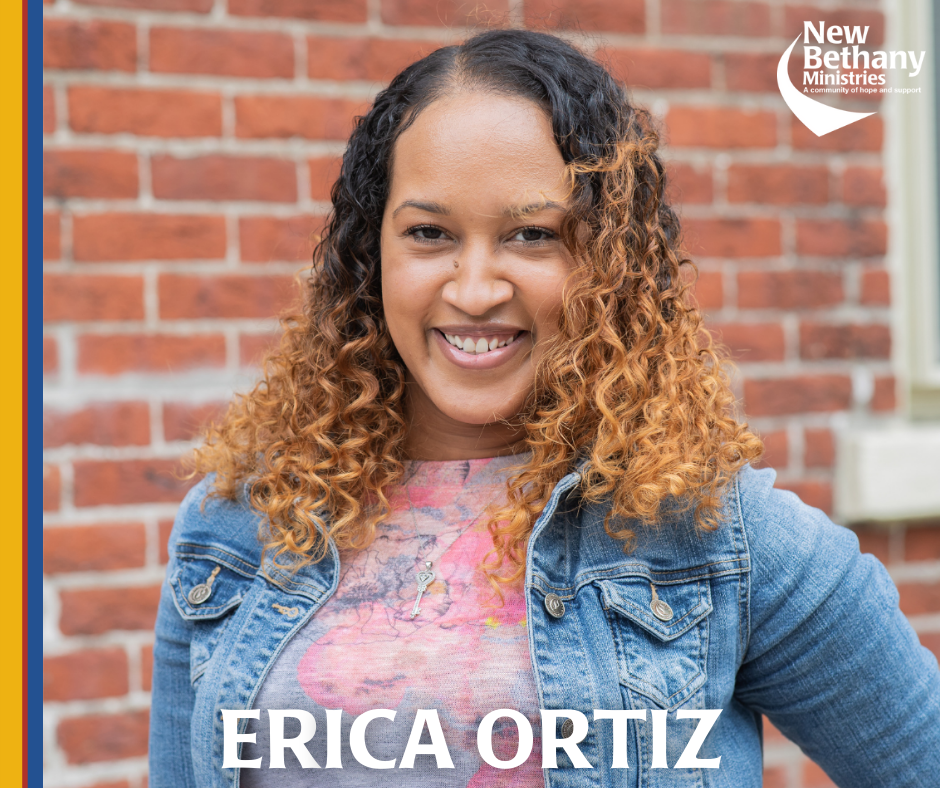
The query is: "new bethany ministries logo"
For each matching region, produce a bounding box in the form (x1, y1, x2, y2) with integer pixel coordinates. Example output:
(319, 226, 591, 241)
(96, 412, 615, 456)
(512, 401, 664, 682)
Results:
(777, 22, 927, 136)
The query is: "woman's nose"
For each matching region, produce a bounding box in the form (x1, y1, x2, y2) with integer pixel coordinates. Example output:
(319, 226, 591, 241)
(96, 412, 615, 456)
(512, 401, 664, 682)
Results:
(441, 252, 513, 316)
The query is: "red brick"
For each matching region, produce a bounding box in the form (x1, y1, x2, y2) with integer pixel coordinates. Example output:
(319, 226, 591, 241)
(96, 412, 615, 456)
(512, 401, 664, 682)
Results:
(68, 86, 222, 137)
(44, 19, 136, 72)
(724, 53, 778, 92)
(159, 274, 298, 319)
(784, 6, 885, 47)
(762, 716, 786, 745)
(871, 375, 896, 412)
(664, 0, 770, 36)
(687, 269, 722, 309)
(44, 149, 139, 199)
(44, 648, 129, 701)
(141, 644, 154, 692)
(150, 28, 294, 79)
(667, 107, 776, 148)
(843, 166, 885, 207)
(73, 213, 226, 262)
(762, 765, 787, 788)
(859, 268, 890, 306)
(159, 519, 174, 564)
(74, 458, 194, 507)
(44, 85, 55, 133)
(238, 215, 325, 262)
(599, 47, 711, 89)
(754, 429, 788, 470)
(44, 211, 60, 260)
(792, 115, 883, 152)
(78, 334, 226, 375)
(308, 36, 438, 82)
(57, 710, 149, 763)
(386, 0, 510, 26)
(777, 480, 833, 514)
(710, 322, 785, 361)
(796, 219, 887, 258)
(904, 525, 940, 562)
(151, 155, 297, 203)
(682, 218, 781, 258)
(727, 164, 829, 205)
(738, 270, 844, 310)
(524, 0, 644, 32)
(854, 528, 891, 563)
(44, 402, 150, 448)
(804, 428, 834, 468)
(44, 336, 59, 375)
(73, 0, 212, 9)
(235, 95, 367, 140)
(920, 632, 940, 662)
(44, 464, 61, 512)
(665, 162, 712, 205)
(240, 332, 279, 366)
(163, 401, 226, 442)
(744, 375, 852, 416)
(801, 757, 838, 788)
(229, 0, 366, 22)
(799, 321, 891, 360)
(44, 274, 145, 322)
(898, 580, 940, 616)
(45, 523, 147, 574)
(309, 157, 342, 202)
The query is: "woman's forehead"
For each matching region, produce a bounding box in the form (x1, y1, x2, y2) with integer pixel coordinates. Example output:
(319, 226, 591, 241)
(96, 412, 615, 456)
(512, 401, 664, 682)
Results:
(387, 91, 568, 216)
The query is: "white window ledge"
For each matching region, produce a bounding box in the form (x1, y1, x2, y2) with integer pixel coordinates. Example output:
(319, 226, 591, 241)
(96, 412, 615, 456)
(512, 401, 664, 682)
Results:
(836, 424, 940, 522)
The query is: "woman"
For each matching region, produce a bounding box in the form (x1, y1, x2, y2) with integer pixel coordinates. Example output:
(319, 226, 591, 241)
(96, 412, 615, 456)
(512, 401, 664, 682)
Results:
(149, 29, 940, 788)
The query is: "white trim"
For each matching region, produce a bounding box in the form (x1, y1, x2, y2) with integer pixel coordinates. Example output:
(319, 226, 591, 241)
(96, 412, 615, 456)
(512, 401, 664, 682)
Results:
(836, 424, 940, 522)
(887, 0, 940, 414)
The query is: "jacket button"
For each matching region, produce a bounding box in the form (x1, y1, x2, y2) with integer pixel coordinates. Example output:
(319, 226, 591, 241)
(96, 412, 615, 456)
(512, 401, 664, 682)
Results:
(561, 718, 574, 738)
(651, 599, 674, 621)
(544, 593, 565, 619)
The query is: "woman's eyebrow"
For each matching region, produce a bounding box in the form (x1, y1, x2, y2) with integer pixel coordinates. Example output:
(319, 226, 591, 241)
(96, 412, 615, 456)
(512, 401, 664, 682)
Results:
(392, 199, 450, 218)
(505, 200, 566, 218)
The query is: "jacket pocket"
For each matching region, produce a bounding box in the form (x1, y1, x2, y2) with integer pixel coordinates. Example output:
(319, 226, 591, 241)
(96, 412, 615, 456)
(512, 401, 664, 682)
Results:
(170, 548, 256, 684)
(595, 576, 712, 710)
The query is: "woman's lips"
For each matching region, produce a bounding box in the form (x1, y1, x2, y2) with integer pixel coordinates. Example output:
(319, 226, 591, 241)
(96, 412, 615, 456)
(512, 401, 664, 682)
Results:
(431, 328, 528, 370)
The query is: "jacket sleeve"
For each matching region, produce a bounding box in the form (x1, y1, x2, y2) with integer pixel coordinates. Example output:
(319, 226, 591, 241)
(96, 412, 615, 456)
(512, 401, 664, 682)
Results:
(148, 487, 202, 788)
(732, 466, 940, 788)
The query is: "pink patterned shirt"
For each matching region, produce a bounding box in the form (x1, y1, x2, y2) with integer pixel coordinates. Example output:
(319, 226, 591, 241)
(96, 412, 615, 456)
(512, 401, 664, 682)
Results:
(241, 454, 544, 787)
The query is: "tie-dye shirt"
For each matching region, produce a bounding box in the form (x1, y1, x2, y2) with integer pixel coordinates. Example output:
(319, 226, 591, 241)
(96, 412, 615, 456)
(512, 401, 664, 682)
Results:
(241, 454, 544, 787)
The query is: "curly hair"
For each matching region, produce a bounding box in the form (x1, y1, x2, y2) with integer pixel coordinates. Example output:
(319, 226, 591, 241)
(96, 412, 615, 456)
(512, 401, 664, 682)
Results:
(190, 28, 763, 586)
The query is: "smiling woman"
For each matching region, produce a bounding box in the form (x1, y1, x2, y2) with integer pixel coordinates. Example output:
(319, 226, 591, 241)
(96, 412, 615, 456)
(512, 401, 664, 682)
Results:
(149, 28, 940, 788)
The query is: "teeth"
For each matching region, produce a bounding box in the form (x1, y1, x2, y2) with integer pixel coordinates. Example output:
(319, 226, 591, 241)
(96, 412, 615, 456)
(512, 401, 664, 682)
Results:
(442, 332, 519, 354)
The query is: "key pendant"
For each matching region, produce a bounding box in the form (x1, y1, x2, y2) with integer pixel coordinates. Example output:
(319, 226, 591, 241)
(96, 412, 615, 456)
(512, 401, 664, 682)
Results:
(188, 565, 221, 606)
(410, 561, 435, 619)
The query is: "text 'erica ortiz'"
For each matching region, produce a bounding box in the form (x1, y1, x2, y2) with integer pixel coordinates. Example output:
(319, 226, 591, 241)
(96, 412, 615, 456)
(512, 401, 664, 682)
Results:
(221, 708, 723, 770)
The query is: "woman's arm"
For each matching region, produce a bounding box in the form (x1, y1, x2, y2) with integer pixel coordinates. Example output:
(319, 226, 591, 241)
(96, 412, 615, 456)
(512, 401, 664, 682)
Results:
(733, 467, 940, 788)
(149, 564, 199, 788)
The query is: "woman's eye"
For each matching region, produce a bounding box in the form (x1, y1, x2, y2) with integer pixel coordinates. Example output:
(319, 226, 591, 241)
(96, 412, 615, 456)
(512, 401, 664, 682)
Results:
(512, 227, 555, 244)
(406, 225, 447, 242)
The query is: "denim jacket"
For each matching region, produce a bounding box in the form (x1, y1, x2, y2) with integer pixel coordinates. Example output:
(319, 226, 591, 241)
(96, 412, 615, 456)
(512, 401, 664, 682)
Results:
(149, 464, 940, 788)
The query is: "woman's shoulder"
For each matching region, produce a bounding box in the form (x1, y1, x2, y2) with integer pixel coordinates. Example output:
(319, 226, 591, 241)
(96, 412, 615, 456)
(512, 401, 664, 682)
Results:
(731, 463, 892, 647)
(167, 475, 266, 570)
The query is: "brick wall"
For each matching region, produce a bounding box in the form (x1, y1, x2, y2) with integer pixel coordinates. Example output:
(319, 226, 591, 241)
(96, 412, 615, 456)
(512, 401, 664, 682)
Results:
(41, 1, 939, 787)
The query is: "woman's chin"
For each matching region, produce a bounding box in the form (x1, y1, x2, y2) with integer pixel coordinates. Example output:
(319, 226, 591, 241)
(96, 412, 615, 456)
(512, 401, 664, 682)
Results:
(427, 391, 527, 428)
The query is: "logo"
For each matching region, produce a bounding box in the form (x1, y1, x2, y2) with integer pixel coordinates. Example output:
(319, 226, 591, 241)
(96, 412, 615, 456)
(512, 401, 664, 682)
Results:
(777, 22, 926, 136)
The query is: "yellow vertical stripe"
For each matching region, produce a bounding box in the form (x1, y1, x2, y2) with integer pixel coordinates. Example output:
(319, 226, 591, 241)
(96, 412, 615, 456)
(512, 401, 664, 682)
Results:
(1, 0, 23, 783)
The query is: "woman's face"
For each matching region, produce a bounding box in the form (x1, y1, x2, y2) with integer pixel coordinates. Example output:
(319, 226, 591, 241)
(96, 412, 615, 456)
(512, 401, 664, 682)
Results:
(380, 91, 573, 458)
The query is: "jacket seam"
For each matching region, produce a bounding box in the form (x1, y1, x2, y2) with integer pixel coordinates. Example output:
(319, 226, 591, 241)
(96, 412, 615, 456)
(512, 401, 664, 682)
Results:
(733, 471, 753, 660)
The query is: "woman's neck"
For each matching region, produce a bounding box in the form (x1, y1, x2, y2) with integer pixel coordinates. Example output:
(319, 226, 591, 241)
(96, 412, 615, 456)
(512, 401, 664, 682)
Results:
(402, 385, 528, 461)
